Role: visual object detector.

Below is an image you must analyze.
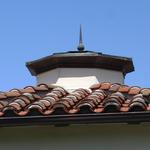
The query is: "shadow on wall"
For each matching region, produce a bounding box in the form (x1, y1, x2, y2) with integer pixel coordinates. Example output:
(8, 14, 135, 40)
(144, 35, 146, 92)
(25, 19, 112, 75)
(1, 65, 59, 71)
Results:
(0, 124, 149, 150)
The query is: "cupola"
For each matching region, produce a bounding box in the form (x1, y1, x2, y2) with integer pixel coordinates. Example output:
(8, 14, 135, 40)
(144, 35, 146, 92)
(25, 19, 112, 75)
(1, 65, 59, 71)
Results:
(26, 27, 134, 90)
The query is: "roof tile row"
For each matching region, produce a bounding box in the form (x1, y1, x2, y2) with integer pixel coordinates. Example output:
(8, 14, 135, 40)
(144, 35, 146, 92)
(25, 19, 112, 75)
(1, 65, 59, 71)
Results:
(0, 82, 150, 117)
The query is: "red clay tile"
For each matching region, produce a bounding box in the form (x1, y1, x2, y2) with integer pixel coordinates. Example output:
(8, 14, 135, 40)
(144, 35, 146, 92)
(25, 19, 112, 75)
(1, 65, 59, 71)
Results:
(0, 82, 149, 118)
(94, 107, 104, 113)
(128, 94, 147, 111)
(128, 86, 141, 95)
(34, 86, 49, 91)
(0, 93, 7, 99)
(37, 84, 49, 89)
(20, 88, 36, 93)
(39, 99, 51, 107)
(109, 83, 121, 92)
(0, 112, 4, 117)
(0, 101, 8, 109)
(9, 102, 22, 111)
(18, 96, 31, 105)
(118, 85, 130, 93)
(147, 105, 150, 111)
(120, 107, 129, 112)
(23, 86, 36, 93)
(52, 102, 70, 111)
(42, 109, 54, 115)
(90, 83, 101, 90)
(99, 82, 111, 90)
(17, 110, 29, 116)
(140, 88, 150, 96)
(5, 91, 21, 97)
(45, 93, 59, 101)
(68, 108, 79, 114)
(15, 99, 26, 107)
(28, 104, 43, 112)
(9, 89, 22, 94)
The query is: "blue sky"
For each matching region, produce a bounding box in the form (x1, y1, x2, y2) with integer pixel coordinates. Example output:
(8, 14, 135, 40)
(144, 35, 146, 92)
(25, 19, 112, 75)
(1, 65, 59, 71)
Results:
(0, 0, 150, 91)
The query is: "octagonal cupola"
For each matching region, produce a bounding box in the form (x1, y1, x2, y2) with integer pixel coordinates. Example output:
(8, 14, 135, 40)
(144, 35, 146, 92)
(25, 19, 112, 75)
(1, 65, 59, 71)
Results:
(26, 27, 134, 90)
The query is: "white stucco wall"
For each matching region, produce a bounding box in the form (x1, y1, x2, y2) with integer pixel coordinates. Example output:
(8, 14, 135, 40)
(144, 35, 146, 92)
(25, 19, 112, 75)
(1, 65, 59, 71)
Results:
(0, 124, 150, 150)
(37, 68, 124, 89)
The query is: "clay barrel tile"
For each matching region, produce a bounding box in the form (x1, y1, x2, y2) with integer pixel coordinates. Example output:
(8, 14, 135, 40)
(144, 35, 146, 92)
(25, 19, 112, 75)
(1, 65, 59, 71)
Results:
(140, 88, 150, 96)
(100, 82, 111, 90)
(128, 86, 141, 95)
(109, 83, 121, 92)
(118, 85, 130, 93)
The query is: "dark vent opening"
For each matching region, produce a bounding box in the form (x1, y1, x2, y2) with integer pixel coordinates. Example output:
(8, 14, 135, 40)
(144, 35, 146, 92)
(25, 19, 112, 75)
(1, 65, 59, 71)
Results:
(78, 105, 94, 114)
(3, 109, 18, 117)
(28, 108, 42, 116)
(52, 107, 68, 115)
(104, 102, 120, 113)
(129, 105, 145, 112)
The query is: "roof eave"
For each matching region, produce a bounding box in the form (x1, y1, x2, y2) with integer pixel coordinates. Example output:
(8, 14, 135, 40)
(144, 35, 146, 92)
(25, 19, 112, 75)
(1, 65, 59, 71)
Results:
(26, 54, 134, 76)
(0, 112, 149, 127)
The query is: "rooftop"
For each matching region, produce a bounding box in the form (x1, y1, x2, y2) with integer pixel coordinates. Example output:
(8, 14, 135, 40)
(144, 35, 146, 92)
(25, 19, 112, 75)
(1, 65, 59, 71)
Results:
(26, 51, 134, 76)
(0, 82, 150, 127)
(26, 26, 134, 76)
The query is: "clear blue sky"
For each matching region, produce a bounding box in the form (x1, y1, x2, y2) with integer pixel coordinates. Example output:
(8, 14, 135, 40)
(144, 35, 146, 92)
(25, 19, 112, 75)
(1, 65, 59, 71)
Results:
(0, 0, 150, 91)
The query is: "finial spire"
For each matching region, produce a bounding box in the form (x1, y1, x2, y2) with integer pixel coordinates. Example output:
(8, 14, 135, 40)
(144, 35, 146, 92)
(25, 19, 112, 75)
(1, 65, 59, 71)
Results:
(77, 25, 85, 52)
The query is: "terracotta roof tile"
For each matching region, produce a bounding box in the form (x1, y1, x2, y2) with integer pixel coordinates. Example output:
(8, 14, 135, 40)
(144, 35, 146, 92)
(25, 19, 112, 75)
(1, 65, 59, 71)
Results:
(140, 88, 150, 96)
(109, 83, 121, 92)
(118, 85, 130, 93)
(0, 93, 7, 99)
(5, 91, 21, 97)
(128, 86, 141, 95)
(99, 82, 111, 90)
(0, 82, 150, 118)
(90, 84, 101, 90)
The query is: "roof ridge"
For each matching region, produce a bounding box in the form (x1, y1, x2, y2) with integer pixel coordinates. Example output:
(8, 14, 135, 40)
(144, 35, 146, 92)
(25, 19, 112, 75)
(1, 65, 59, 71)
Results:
(0, 82, 150, 100)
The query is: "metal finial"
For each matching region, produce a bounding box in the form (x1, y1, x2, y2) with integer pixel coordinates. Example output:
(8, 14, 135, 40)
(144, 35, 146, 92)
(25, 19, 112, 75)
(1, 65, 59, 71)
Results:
(77, 25, 85, 52)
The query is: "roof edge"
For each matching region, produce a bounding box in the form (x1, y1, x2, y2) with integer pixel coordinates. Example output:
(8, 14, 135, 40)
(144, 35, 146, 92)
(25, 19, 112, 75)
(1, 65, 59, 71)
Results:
(0, 112, 149, 127)
(26, 52, 134, 76)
